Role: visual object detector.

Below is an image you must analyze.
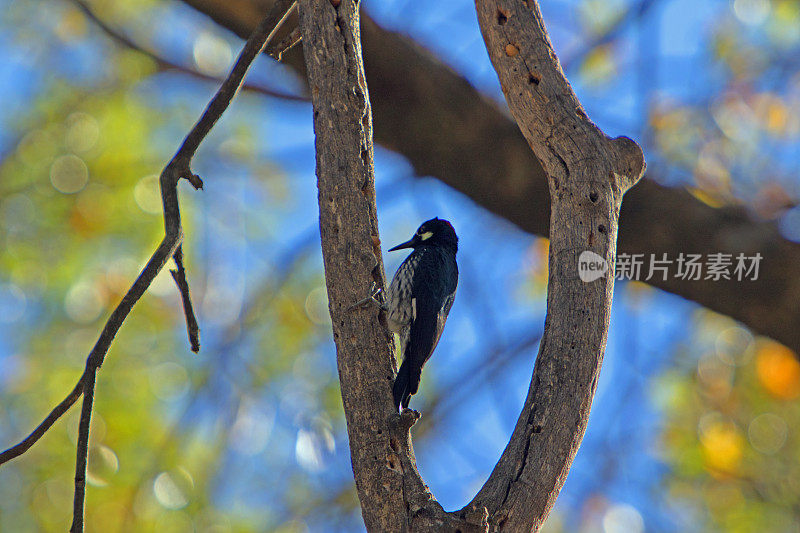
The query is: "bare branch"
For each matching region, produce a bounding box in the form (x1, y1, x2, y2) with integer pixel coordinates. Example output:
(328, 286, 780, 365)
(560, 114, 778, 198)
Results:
(172, 0, 297, 165)
(299, 0, 487, 531)
(266, 26, 302, 60)
(0, 376, 85, 465)
(69, 369, 96, 533)
(0, 231, 184, 468)
(466, 1, 646, 530)
(181, 0, 800, 356)
(298, 0, 402, 529)
(65, 0, 297, 524)
(170, 246, 201, 353)
(1, 3, 298, 530)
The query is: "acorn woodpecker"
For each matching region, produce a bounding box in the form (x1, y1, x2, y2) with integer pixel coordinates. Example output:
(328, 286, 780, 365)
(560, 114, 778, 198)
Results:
(386, 218, 458, 411)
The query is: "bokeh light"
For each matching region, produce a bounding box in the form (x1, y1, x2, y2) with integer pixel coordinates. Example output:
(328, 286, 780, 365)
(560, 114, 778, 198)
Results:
(755, 341, 800, 399)
(50, 154, 89, 194)
(698, 412, 744, 473)
(747, 413, 788, 454)
(64, 279, 106, 324)
(65, 112, 100, 153)
(87, 445, 120, 487)
(733, 0, 771, 26)
(153, 469, 193, 510)
(133, 175, 162, 215)
(193, 32, 232, 77)
(602, 503, 644, 533)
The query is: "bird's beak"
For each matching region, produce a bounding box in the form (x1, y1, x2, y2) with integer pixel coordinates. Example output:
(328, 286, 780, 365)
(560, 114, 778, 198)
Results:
(389, 235, 418, 251)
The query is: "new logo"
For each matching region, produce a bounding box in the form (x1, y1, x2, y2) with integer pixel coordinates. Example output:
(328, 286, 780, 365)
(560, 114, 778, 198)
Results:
(578, 251, 609, 282)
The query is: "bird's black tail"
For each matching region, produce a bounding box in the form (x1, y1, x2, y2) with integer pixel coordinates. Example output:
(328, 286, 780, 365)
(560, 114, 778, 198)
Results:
(392, 359, 410, 410)
(392, 358, 422, 410)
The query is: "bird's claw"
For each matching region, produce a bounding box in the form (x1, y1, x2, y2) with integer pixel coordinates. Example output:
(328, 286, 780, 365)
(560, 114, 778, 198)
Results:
(348, 282, 386, 311)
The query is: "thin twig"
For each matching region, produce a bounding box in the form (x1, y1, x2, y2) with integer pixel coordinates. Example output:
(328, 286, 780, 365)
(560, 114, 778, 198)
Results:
(162, 0, 296, 353)
(0, 375, 85, 464)
(0, 234, 180, 469)
(1, 2, 298, 530)
(69, 0, 308, 103)
(172, 0, 298, 164)
(68, 0, 298, 525)
(69, 369, 96, 533)
(266, 26, 302, 61)
(170, 246, 201, 352)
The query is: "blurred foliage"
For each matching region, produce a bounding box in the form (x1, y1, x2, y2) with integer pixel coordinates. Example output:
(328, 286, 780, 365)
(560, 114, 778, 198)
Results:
(647, 0, 800, 216)
(0, 0, 356, 531)
(658, 315, 800, 532)
(3, 0, 800, 532)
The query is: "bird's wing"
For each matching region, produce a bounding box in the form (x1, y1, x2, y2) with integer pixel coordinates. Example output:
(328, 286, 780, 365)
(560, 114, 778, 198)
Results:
(434, 291, 456, 352)
(404, 281, 442, 396)
(404, 259, 457, 396)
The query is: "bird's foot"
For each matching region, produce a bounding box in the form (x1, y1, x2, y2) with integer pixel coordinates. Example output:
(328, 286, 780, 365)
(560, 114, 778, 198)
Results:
(348, 282, 386, 311)
(396, 408, 421, 430)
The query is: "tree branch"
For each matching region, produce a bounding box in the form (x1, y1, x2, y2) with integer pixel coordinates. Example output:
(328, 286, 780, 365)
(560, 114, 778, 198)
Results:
(170, 0, 297, 166)
(170, 246, 201, 352)
(0, 377, 84, 464)
(465, 1, 645, 530)
(1, 2, 297, 530)
(180, 0, 800, 355)
(266, 25, 302, 60)
(299, 1, 487, 531)
(297, 0, 397, 527)
(69, 368, 96, 533)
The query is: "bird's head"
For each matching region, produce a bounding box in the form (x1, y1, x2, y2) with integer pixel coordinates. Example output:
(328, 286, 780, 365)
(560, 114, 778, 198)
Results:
(389, 218, 458, 253)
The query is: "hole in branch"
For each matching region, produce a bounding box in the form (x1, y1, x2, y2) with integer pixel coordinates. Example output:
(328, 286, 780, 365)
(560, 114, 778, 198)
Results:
(497, 9, 508, 25)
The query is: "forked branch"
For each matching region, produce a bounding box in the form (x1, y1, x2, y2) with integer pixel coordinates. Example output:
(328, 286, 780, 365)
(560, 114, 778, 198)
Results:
(465, 0, 646, 530)
(301, 0, 645, 530)
(299, 0, 488, 530)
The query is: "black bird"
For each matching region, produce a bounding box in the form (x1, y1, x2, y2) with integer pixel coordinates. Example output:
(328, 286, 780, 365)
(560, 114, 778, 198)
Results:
(387, 218, 458, 410)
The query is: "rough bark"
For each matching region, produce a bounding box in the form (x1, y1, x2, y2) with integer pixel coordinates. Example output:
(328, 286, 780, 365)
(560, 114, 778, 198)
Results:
(298, 1, 486, 531)
(179, 0, 800, 354)
(302, 0, 645, 529)
(464, 1, 645, 530)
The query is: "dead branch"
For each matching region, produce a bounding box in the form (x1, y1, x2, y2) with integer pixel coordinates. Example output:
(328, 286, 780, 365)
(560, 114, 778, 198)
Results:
(465, 1, 646, 530)
(0, 1, 297, 531)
